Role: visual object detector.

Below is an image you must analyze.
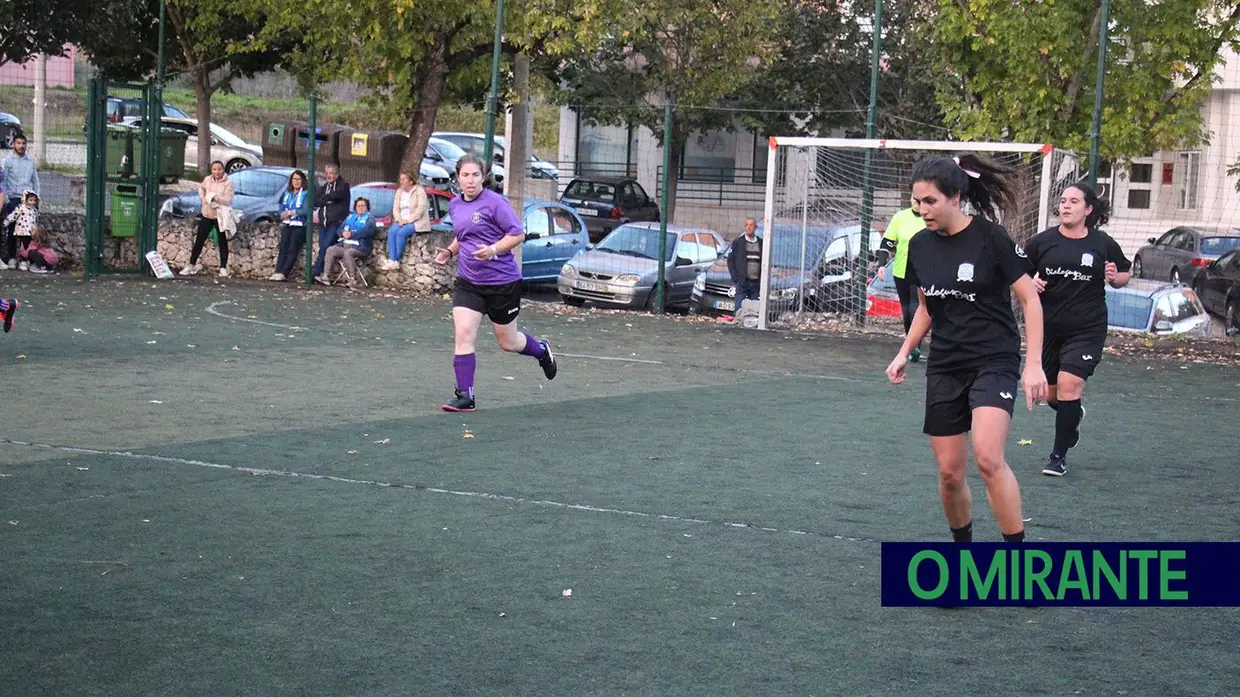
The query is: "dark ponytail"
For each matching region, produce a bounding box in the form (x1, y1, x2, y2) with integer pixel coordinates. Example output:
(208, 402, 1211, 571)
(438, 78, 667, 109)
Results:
(1066, 182, 1111, 229)
(910, 154, 1019, 222)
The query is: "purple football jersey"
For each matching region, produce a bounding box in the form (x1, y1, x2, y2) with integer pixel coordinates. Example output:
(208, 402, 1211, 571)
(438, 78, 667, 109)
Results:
(450, 189, 523, 285)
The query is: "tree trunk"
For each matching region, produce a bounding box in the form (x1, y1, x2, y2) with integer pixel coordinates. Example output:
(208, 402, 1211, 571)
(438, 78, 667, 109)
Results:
(660, 127, 684, 224)
(401, 40, 450, 178)
(190, 63, 213, 179)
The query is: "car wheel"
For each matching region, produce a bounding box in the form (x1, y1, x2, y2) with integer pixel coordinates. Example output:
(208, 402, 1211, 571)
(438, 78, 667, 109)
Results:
(1132, 256, 1143, 278)
(1227, 296, 1240, 334)
(1170, 267, 1181, 285)
(226, 159, 250, 173)
(561, 295, 584, 307)
(253, 216, 272, 224)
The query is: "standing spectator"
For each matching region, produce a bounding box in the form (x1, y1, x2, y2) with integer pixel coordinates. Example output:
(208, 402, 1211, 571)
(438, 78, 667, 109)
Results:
(1, 135, 39, 268)
(318, 197, 377, 288)
(313, 163, 351, 277)
(378, 171, 429, 271)
(3, 190, 38, 269)
(181, 161, 234, 277)
(270, 170, 311, 282)
(726, 217, 763, 307)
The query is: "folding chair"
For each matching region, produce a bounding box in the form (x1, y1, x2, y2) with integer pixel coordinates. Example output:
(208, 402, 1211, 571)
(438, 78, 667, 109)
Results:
(333, 258, 370, 288)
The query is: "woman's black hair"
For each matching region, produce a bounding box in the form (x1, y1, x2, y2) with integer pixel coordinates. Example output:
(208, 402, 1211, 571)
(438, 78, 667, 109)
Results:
(910, 154, 1019, 222)
(353, 196, 370, 211)
(210, 160, 225, 170)
(287, 169, 306, 192)
(1064, 181, 1111, 229)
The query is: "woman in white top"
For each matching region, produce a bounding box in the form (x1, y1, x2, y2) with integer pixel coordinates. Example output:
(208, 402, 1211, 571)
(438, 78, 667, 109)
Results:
(379, 171, 430, 271)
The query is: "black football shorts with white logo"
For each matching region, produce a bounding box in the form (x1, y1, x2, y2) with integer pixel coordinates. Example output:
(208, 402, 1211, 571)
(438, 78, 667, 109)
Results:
(923, 366, 1020, 437)
(453, 278, 522, 325)
(1042, 331, 1106, 384)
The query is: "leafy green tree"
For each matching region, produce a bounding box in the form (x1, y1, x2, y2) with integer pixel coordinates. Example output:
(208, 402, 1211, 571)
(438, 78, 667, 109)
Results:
(262, 0, 605, 174)
(932, 0, 1240, 164)
(545, 0, 781, 221)
(76, 0, 292, 175)
(0, 0, 92, 68)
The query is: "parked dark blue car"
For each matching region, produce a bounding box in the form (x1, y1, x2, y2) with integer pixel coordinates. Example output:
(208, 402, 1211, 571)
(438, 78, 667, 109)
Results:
(432, 199, 590, 283)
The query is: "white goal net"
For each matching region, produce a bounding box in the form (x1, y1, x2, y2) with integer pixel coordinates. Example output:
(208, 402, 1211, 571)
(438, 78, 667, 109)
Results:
(754, 138, 1080, 331)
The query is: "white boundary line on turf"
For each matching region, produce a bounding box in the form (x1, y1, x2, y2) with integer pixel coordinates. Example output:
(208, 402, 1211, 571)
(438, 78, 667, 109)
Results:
(1, 438, 875, 544)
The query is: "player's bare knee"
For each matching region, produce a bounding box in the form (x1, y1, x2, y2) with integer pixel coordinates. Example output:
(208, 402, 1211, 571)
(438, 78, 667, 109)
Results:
(973, 449, 1008, 479)
(1057, 374, 1085, 400)
(937, 462, 968, 490)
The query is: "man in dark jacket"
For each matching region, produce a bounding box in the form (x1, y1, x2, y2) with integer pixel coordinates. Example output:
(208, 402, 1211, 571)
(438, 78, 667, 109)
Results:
(726, 217, 763, 305)
(313, 163, 351, 277)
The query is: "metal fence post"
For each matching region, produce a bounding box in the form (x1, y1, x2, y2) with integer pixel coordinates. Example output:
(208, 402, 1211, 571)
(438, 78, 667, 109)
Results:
(304, 89, 318, 286)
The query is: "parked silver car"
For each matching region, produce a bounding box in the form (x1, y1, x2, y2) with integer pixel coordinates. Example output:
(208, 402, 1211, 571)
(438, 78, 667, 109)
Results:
(1105, 278, 1211, 336)
(558, 222, 726, 310)
(1132, 226, 1240, 286)
(122, 116, 263, 173)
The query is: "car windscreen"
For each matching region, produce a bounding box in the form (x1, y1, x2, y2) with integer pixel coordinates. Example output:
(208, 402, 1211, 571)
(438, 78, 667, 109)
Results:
(353, 187, 394, 218)
(597, 226, 676, 261)
(430, 138, 467, 161)
(564, 181, 616, 202)
(1200, 236, 1240, 256)
(210, 124, 248, 148)
(771, 234, 831, 268)
(1106, 290, 1153, 329)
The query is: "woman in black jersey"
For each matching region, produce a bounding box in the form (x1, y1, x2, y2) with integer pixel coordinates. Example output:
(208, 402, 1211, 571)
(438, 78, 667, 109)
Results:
(886, 154, 1048, 544)
(1024, 183, 1130, 477)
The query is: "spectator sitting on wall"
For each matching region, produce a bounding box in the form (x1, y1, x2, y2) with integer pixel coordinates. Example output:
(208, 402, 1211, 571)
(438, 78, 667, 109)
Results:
(378, 171, 430, 271)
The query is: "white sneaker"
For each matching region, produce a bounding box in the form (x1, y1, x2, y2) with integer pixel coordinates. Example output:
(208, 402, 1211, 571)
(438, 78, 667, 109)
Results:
(218, 267, 230, 278)
(269, 272, 286, 282)
(18, 261, 28, 271)
(179, 264, 199, 276)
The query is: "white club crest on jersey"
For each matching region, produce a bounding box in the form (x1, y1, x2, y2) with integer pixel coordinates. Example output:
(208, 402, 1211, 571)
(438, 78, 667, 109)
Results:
(957, 263, 975, 282)
(1015, 244, 1027, 258)
(1081, 252, 1094, 267)
(1000, 391, 1013, 400)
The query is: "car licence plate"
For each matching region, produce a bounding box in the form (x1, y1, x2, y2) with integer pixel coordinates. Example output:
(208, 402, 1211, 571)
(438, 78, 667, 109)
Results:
(576, 280, 608, 292)
(574, 207, 599, 217)
(713, 300, 735, 311)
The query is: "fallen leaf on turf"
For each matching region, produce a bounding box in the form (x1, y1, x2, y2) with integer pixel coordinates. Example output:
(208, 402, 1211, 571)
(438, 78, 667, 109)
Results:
(347, 450, 359, 454)
(148, 400, 163, 404)
(374, 439, 391, 444)
(502, 376, 514, 380)
(146, 340, 157, 344)
(76, 467, 89, 472)
(462, 433, 475, 439)
(8, 521, 17, 526)
(1018, 439, 1033, 446)
(561, 589, 572, 598)
(165, 304, 175, 310)
(73, 328, 82, 333)
(15, 354, 25, 359)
(231, 346, 240, 351)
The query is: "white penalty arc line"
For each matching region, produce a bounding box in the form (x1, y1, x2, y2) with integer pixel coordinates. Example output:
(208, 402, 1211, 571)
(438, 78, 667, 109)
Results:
(1, 438, 876, 544)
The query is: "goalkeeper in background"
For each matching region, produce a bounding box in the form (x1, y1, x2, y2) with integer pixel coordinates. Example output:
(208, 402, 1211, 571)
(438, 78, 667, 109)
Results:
(875, 201, 926, 361)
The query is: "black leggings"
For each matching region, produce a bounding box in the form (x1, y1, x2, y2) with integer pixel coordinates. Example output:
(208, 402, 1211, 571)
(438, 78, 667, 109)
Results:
(6, 235, 29, 261)
(895, 275, 919, 334)
(190, 216, 228, 267)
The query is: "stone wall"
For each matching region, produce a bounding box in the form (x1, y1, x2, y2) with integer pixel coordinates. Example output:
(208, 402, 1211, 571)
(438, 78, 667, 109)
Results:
(36, 213, 458, 294)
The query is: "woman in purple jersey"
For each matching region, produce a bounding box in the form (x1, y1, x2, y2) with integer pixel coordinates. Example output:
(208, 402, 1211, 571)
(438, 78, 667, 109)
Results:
(434, 154, 557, 412)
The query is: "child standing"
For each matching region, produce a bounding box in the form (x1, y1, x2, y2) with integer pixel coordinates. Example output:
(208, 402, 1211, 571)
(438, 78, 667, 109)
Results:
(2, 190, 38, 270)
(20, 226, 58, 273)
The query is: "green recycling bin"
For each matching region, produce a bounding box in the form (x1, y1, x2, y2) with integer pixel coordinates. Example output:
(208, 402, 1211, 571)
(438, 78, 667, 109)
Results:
(131, 127, 190, 182)
(105, 124, 135, 176)
(110, 184, 140, 238)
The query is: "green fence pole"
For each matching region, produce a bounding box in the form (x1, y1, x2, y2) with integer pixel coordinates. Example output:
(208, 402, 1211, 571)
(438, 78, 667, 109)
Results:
(655, 99, 672, 314)
(482, 0, 507, 172)
(304, 89, 318, 287)
(85, 78, 100, 277)
(1088, 0, 1111, 188)
(143, 81, 160, 274)
(855, 0, 884, 325)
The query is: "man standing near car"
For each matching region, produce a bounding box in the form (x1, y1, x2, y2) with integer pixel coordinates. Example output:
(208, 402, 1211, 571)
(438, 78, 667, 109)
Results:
(1, 135, 39, 268)
(313, 163, 350, 278)
(727, 217, 763, 306)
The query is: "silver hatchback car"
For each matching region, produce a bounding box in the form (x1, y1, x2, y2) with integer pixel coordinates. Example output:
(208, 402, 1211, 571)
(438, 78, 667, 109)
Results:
(558, 222, 726, 310)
